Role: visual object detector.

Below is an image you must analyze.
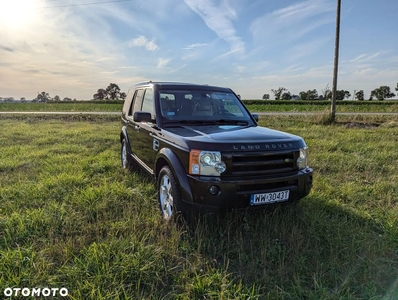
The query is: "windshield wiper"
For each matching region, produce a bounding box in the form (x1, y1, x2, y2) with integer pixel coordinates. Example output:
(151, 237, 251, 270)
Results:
(214, 119, 249, 125)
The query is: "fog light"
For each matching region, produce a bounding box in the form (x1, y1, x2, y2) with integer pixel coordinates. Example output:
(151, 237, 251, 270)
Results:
(208, 185, 219, 195)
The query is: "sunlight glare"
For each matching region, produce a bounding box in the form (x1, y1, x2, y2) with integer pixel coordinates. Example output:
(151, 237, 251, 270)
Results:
(0, 0, 38, 29)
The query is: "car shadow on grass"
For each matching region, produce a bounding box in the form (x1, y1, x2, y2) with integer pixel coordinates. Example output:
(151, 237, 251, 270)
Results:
(179, 193, 398, 299)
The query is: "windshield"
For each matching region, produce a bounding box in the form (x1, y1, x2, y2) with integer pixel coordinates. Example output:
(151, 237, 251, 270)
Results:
(159, 89, 251, 124)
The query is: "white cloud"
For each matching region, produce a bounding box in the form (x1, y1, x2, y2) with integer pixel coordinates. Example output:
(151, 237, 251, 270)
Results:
(157, 58, 170, 68)
(183, 43, 208, 50)
(348, 52, 381, 63)
(183, 0, 245, 56)
(128, 36, 159, 51)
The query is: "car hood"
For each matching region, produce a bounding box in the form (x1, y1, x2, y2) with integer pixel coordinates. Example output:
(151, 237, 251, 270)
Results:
(164, 125, 306, 151)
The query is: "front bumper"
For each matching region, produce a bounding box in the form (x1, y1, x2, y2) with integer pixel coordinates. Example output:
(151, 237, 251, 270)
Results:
(185, 168, 313, 212)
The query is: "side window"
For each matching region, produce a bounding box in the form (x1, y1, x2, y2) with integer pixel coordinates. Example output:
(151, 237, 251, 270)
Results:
(127, 90, 137, 116)
(123, 89, 134, 115)
(141, 88, 155, 119)
(132, 89, 145, 115)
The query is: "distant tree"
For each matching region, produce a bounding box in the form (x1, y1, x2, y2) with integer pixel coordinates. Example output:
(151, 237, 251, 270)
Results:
(106, 83, 121, 100)
(119, 92, 127, 100)
(93, 88, 107, 100)
(326, 90, 351, 100)
(271, 87, 287, 100)
(53, 95, 61, 101)
(262, 93, 270, 100)
(339, 90, 351, 100)
(370, 86, 395, 100)
(281, 92, 292, 100)
(321, 83, 330, 99)
(37, 91, 50, 102)
(299, 89, 318, 100)
(355, 90, 364, 101)
(299, 91, 307, 100)
(94, 83, 126, 100)
(63, 97, 72, 101)
(20, 97, 26, 102)
(308, 89, 318, 100)
(395, 83, 398, 92)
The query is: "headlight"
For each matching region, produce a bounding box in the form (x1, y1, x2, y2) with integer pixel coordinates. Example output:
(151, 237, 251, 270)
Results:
(297, 147, 308, 170)
(189, 150, 227, 176)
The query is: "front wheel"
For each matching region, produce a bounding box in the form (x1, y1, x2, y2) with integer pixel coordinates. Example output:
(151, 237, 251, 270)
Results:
(157, 166, 186, 221)
(121, 139, 135, 170)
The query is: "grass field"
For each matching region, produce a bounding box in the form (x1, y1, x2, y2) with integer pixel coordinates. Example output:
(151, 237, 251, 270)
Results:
(0, 114, 397, 299)
(0, 100, 397, 113)
(246, 103, 398, 113)
(0, 102, 121, 112)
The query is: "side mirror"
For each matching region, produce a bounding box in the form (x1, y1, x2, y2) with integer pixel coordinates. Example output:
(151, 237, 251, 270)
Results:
(251, 113, 259, 122)
(133, 111, 152, 122)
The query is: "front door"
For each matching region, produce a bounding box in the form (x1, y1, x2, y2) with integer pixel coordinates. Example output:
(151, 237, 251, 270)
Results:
(128, 88, 159, 174)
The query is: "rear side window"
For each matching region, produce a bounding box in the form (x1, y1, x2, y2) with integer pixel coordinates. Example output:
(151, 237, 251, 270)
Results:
(123, 88, 135, 115)
(130, 89, 145, 115)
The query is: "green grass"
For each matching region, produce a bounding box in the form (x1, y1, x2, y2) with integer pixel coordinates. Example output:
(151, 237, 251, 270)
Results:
(0, 115, 397, 299)
(1, 100, 397, 113)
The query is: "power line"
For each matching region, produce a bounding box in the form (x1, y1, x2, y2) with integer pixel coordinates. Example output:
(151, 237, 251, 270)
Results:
(36, 0, 133, 9)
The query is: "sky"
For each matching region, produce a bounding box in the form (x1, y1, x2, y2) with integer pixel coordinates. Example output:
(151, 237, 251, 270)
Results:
(1, 0, 397, 100)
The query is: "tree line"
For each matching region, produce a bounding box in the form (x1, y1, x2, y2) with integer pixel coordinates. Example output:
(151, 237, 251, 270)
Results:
(28, 83, 126, 102)
(263, 83, 398, 101)
(32, 92, 73, 102)
(4, 83, 398, 102)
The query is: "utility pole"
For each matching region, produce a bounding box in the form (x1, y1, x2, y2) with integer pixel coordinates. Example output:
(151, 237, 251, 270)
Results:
(331, 0, 341, 121)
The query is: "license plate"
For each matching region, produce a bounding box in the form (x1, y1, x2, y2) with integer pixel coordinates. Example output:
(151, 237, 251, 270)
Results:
(250, 190, 290, 206)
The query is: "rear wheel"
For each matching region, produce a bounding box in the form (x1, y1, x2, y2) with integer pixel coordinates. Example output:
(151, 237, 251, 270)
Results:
(157, 166, 186, 221)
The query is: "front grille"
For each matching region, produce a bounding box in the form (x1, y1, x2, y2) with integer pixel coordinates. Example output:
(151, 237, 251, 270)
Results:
(230, 150, 298, 176)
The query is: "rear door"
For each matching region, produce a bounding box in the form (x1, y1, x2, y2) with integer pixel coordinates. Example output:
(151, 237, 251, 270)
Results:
(126, 88, 144, 166)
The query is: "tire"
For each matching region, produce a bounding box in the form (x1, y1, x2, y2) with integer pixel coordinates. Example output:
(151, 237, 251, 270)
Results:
(157, 166, 188, 221)
(121, 139, 133, 170)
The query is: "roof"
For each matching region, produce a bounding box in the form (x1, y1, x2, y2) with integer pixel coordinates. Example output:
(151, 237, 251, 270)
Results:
(131, 81, 231, 91)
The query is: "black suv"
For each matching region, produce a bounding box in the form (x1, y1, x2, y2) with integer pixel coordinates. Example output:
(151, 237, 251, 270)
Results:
(120, 82, 313, 220)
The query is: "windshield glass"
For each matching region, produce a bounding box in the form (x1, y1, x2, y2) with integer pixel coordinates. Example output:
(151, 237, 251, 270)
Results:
(159, 89, 251, 123)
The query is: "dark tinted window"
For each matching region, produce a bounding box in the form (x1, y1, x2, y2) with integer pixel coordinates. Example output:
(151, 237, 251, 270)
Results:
(127, 90, 137, 116)
(132, 89, 145, 114)
(158, 89, 248, 120)
(123, 88, 135, 115)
